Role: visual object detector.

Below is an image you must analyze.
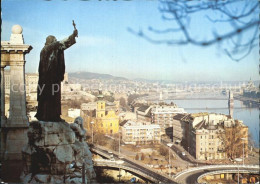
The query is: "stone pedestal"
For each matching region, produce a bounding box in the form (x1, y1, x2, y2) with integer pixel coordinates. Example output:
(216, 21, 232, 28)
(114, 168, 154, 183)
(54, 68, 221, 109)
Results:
(21, 120, 96, 184)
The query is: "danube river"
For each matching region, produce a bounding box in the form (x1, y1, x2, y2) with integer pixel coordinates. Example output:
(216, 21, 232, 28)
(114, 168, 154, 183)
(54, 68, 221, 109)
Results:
(164, 94, 259, 148)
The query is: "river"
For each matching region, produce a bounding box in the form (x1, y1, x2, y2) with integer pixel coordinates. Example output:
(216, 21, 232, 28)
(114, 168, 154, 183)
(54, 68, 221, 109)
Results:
(163, 94, 259, 148)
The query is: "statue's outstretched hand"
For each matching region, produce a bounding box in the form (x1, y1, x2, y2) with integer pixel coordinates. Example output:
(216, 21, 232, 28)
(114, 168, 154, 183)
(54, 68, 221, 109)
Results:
(73, 29, 78, 37)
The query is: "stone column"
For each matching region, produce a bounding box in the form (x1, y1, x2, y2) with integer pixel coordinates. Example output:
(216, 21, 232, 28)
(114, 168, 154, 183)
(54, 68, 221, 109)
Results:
(1, 66, 7, 124)
(8, 55, 28, 127)
(0, 66, 7, 159)
(1, 25, 32, 161)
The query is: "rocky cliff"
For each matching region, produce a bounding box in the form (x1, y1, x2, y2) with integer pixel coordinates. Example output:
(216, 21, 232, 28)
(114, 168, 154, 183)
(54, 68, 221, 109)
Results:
(21, 117, 96, 183)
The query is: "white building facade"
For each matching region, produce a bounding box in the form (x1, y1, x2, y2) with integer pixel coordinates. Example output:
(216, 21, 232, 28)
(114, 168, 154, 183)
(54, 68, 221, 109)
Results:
(121, 120, 161, 145)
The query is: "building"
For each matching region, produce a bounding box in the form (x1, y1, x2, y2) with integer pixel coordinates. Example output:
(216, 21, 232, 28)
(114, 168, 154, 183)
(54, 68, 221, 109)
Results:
(172, 113, 191, 142)
(82, 93, 119, 134)
(121, 120, 161, 145)
(95, 95, 119, 134)
(151, 104, 186, 134)
(136, 105, 152, 122)
(68, 108, 81, 118)
(81, 102, 97, 111)
(173, 113, 249, 160)
(136, 104, 186, 136)
(242, 79, 260, 99)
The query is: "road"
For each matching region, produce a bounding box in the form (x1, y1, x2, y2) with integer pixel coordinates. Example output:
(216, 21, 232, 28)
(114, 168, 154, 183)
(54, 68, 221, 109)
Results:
(93, 145, 178, 183)
(161, 139, 203, 166)
(92, 145, 259, 184)
(175, 166, 259, 183)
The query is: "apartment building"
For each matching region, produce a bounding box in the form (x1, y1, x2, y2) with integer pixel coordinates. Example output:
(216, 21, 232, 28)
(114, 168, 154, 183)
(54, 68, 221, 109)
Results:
(151, 105, 186, 134)
(174, 113, 249, 161)
(121, 120, 161, 145)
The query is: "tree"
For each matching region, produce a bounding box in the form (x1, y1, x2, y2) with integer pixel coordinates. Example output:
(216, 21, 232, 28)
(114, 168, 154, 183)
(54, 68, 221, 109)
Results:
(127, 94, 148, 105)
(104, 95, 115, 103)
(129, 0, 259, 61)
(94, 133, 107, 146)
(119, 97, 127, 108)
(141, 153, 145, 160)
(110, 139, 119, 152)
(220, 122, 247, 159)
(159, 145, 169, 157)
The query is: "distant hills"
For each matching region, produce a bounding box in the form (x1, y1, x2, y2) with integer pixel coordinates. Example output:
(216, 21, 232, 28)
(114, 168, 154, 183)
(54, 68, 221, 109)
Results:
(69, 71, 128, 80)
(69, 72, 260, 85)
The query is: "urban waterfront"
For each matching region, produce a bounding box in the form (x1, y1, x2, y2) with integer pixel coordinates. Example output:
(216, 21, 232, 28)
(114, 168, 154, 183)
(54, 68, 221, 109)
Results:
(165, 95, 259, 148)
(1, 0, 259, 183)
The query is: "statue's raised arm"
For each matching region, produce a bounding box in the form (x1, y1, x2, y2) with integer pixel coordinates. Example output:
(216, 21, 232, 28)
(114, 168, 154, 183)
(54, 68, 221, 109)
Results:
(60, 22, 78, 50)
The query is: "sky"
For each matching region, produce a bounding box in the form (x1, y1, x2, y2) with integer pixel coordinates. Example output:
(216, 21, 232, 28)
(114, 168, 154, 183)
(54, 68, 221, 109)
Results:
(1, 0, 259, 82)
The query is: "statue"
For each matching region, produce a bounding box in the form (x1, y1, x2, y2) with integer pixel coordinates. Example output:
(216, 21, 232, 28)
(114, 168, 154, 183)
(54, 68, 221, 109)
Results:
(70, 117, 86, 142)
(35, 21, 78, 122)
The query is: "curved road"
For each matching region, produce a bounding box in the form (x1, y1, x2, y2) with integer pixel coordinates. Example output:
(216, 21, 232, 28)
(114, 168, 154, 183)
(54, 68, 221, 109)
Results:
(175, 166, 259, 183)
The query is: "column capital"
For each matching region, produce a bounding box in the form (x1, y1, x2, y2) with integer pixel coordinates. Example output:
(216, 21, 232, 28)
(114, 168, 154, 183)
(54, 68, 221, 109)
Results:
(9, 61, 26, 66)
(1, 44, 33, 54)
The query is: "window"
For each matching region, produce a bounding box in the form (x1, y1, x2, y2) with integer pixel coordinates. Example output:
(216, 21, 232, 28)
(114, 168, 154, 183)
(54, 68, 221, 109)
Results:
(110, 123, 112, 127)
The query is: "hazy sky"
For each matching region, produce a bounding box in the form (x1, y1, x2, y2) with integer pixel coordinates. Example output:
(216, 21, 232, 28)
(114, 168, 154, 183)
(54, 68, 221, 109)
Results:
(1, 0, 259, 81)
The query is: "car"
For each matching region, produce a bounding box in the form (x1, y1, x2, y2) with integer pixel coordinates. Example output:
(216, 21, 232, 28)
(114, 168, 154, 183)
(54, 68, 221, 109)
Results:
(182, 152, 186, 156)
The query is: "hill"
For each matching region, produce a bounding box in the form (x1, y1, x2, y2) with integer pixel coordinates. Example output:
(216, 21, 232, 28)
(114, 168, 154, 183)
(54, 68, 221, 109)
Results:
(69, 71, 128, 80)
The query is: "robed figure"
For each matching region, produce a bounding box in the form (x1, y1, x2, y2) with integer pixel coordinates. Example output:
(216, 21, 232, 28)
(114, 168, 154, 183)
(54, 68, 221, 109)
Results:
(35, 29, 78, 121)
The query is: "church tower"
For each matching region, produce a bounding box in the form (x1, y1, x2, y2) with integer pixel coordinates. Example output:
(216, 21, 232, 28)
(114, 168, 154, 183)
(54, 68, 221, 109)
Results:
(96, 91, 106, 118)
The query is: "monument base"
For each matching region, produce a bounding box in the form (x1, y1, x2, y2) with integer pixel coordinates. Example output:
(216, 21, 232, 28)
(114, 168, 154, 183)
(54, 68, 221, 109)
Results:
(21, 120, 96, 184)
(0, 126, 28, 160)
(0, 160, 24, 182)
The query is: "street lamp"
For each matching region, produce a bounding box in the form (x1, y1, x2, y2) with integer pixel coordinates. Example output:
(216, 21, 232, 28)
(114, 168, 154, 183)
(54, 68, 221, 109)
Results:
(234, 158, 242, 184)
(241, 137, 246, 166)
(167, 143, 173, 177)
(118, 130, 121, 182)
(118, 130, 121, 156)
(90, 121, 94, 144)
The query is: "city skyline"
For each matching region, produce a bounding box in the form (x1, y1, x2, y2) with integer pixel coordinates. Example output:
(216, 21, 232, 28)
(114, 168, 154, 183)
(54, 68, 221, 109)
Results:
(1, 0, 259, 82)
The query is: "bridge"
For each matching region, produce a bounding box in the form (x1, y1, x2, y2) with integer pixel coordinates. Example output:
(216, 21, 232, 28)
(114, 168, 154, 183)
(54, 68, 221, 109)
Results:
(174, 164, 259, 183)
(141, 96, 229, 101)
(94, 159, 159, 183)
(91, 145, 259, 184)
(91, 145, 177, 183)
(197, 169, 259, 183)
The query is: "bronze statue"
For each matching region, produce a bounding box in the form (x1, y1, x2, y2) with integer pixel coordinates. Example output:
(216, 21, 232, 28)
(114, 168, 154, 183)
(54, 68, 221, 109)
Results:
(35, 21, 78, 122)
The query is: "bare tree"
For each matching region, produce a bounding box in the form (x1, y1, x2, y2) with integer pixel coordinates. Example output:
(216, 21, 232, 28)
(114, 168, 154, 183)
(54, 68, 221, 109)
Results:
(94, 133, 107, 146)
(221, 122, 247, 159)
(129, 0, 259, 61)
(159, 145, 169, 157)
(110, 139, 119, 151)
(119, 97, 127, 108)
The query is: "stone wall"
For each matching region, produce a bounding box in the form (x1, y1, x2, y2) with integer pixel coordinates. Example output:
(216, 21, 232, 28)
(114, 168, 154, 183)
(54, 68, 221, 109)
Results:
(21, 118, 96, 183)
